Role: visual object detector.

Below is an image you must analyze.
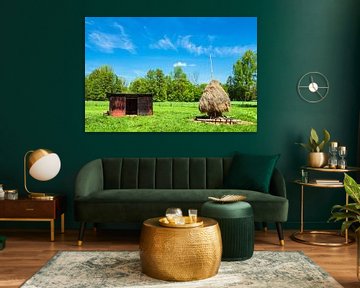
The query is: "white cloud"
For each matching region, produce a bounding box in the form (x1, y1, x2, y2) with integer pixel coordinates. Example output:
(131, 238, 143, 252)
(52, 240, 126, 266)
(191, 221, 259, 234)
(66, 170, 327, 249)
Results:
(173, 62, 196, 67)
(173, 61, 186, 67)
(149, 34, 256, 58)
(213, 45, 257, 57)
(178, 35, 208, 55)
(88, 22, 136, 54)
(178, 35, 256, 57)
(150, 36, 176, 50)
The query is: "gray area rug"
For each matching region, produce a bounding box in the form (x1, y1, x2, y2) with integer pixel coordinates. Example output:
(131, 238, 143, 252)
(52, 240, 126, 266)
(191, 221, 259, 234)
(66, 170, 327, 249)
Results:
(21, 251, 342, 288)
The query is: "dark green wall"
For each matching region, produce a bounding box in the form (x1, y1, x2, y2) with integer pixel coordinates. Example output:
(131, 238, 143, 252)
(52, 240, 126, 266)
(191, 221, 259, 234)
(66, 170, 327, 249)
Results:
(1, 0, 359, 230)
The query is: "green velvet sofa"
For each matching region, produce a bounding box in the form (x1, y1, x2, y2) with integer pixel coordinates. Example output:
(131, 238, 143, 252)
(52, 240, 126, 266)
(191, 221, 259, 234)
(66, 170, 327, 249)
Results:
(74, 157, 288, 245)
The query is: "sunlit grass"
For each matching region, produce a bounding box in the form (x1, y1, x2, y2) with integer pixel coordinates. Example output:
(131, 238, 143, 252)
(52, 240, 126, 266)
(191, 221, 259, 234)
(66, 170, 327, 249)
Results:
(85, 101, 257, 132)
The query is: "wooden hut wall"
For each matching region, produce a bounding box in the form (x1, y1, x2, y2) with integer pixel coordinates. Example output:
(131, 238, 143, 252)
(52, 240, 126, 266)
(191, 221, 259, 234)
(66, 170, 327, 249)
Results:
(109, 96, 126, 116)
(138, 96, 153, 115)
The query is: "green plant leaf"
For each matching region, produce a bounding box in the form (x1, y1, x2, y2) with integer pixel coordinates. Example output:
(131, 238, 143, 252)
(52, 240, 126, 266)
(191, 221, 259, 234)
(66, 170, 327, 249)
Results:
(331, 203, 360, 215)
(341, 220, 358, 234)
(296, 128, 331, 153)
(329, 211, 357, 221)
(310, 128, 319, 144)
(318, 140, 325, 152)
(329, 175, 360, 232)
(309, 137, 317, 152)
(295, 142, 312, 152)
(344, 173, 360, 204)
(323, 129, 330, 144)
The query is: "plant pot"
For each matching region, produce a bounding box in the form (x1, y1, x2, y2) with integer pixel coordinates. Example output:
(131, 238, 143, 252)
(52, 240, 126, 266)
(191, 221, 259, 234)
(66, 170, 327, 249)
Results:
(308, 152, 328, 168)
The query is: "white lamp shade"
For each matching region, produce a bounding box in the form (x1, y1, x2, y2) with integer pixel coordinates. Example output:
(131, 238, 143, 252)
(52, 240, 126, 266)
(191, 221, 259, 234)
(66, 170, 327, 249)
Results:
(29, 153, 61, 181)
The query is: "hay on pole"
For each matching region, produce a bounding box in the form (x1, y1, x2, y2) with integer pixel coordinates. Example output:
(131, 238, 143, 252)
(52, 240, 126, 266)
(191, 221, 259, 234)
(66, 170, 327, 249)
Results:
(198, 80, 231, 118)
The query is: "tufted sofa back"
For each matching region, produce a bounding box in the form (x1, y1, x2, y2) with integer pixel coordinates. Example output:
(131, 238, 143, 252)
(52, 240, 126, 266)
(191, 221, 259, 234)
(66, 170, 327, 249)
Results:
(102, 158, 233, 190)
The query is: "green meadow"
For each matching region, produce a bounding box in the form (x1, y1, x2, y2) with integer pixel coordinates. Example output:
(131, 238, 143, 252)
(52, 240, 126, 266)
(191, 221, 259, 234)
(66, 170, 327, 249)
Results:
(85, 101, 257, 132)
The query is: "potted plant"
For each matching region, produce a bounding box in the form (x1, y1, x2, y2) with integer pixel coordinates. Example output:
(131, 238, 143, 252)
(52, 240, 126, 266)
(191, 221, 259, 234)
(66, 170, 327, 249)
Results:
(296, 128, 330, 167)
(329, 173, 360, 279)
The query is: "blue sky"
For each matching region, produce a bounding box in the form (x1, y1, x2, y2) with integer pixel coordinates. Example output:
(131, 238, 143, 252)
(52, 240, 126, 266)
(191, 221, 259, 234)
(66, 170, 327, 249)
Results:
(85, 17, 257, 84)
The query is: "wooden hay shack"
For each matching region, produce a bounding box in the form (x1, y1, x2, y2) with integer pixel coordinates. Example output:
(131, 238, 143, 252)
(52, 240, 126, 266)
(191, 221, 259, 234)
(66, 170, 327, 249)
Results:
(106, 93, 153, 117)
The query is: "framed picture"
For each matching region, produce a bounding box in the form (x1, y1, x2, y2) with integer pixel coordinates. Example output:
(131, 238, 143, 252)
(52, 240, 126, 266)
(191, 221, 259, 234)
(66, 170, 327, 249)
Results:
(85, 17, 257, 132)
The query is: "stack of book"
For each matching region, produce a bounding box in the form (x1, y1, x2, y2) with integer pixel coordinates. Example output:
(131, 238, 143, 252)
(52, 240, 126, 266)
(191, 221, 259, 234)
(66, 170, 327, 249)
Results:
(314, 179, 341, 185)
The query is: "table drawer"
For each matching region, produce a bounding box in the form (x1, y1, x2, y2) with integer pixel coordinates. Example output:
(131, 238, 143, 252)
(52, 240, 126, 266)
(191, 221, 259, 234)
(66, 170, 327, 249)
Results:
(1, 201, 55, 218)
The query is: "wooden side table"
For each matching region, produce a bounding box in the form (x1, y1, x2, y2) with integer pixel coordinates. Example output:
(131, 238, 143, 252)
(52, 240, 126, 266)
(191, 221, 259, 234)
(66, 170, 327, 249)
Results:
(0, 195, 65, 241)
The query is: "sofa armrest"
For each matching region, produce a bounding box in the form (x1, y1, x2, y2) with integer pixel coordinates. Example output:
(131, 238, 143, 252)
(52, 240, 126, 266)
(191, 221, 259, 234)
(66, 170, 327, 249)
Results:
(269, 168, 287, 198)
(75, 159, 104, 199)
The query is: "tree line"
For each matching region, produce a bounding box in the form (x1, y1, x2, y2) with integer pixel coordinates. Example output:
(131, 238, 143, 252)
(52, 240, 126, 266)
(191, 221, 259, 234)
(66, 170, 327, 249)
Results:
(85, 50, 257, 102)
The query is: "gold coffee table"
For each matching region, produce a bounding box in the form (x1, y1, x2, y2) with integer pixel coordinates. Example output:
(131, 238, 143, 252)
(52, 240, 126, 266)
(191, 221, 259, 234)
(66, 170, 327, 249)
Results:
(139, 217, 222, 281)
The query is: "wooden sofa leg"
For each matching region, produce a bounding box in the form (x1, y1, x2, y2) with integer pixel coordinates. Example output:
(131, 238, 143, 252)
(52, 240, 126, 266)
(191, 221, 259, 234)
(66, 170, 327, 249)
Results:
(262, 222, 268, 232)
(276, 222, 285, 246)
(77, 222, 86, 246)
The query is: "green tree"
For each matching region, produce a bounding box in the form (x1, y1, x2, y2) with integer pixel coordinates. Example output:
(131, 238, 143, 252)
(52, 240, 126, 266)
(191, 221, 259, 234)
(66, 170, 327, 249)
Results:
(145, 69, 168, 102)
(167, 79, 195, 102)
(173, 66, 187, 80)
(167, 67, 196, 102)
(85, 65, 126, 101)
(227, 50, 257, 101)
(128, 77, 148, 94)
(193, 83, 207, 102)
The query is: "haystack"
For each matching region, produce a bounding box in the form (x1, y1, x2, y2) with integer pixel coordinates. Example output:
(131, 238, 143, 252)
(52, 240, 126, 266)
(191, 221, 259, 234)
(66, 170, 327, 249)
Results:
(199, 80, 230, 118)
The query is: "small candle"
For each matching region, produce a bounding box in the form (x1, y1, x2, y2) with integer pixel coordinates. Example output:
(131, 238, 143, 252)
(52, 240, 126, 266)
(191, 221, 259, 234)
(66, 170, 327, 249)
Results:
(338, 146, 346, 153)
(330, 142, 338, 148)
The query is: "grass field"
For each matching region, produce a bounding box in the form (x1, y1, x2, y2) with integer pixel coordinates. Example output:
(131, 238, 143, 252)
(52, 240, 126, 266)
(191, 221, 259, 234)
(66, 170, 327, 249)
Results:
(85, 101, 257, 132)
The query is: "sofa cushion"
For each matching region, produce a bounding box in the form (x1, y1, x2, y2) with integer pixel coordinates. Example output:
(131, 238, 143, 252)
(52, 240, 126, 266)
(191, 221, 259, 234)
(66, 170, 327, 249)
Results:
(75, 188, 288, 222)
(223, 153, 280, 193)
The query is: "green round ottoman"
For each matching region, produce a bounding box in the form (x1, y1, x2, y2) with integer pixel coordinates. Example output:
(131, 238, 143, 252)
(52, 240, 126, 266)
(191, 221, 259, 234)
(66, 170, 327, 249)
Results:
(201, 201, 254, 261)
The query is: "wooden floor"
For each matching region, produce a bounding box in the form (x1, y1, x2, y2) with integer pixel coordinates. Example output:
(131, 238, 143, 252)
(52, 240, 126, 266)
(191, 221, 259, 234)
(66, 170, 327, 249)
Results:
(0, 228, 358, 288)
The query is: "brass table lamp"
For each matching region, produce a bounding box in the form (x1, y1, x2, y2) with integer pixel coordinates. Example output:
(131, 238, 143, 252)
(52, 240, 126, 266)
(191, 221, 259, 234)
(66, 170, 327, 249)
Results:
(24, 149, 61, 199)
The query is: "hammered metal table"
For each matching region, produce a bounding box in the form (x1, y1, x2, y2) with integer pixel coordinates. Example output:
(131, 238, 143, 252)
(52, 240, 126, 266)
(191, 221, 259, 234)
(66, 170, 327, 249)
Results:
(139, 217, 222, 281)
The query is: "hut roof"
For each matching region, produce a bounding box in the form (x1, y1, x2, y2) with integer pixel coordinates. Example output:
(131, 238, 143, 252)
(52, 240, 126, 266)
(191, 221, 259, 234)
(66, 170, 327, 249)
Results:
(106, 93, 153, 99)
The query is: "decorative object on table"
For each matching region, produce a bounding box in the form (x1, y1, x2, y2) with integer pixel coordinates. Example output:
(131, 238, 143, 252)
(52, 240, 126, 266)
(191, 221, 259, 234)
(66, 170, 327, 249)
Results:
(24, 148, 61, 199)
(188, 208, 197, 223)
(328, 141, 338, 169)
(21, 251, 343, 288)
(338, 146, 347, 169)
(300, 169, 309, 183)
(329, 173, 360, 280)
(165, 207, 182, 224)
(296, 128, 330, 168)
(208, 194, 246, 203)
(140, 217, 221, 281)
(4, 189, 18, 200)
(158, 216, 203, 228)
(202, 200, 255, 260)
(0, 235, 5, 250)
(315, 179, 340, 185)
(297, 71, 329, 103)
(0, 184, 4, 199)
